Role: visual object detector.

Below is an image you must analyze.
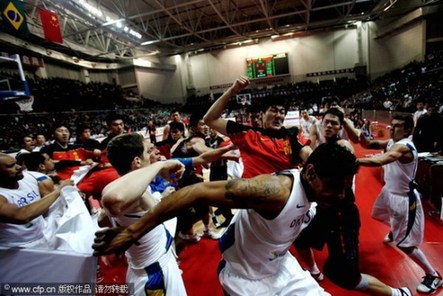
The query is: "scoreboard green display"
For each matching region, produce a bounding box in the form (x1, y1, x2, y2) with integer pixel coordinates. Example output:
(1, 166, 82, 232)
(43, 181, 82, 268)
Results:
(246, 53, 289, 79)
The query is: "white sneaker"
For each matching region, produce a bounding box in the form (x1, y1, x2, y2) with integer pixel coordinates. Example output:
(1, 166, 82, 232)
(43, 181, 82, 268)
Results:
(178, 231, 201, 243)
(383, 231, 393, 243)
(395, 287, 412, 296)
(202, 229, 222, 240)
(417, 272, 443, 294)
(310, 271, 324, 282)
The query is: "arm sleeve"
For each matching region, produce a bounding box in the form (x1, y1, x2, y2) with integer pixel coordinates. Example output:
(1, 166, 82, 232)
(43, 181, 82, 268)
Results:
(226, 120, 251, 135)
(175, 157, 193, 169)
(287, 127, 304, 165)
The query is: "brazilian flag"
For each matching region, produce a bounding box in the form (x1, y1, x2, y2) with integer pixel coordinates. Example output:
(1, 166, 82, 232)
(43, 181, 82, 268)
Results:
(0, 0, 29, 34)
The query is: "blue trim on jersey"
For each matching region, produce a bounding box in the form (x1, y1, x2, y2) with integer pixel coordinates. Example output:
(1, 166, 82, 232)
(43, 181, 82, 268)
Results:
(217, 259, 226, 277)
(218, 223, 235, 253)
(163, 225, 173, 251)
(397, 182, 417, 246)
(175, 157, 192, 168)
(36, 175, 49, 182)
(144, 261, 166, 294)
(405, 143, 416, 152)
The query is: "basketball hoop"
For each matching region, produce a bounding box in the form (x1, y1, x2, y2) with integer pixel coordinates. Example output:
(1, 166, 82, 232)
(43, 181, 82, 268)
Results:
(236, 94, 252, 106)
(0, 54, 32, 112)
(14, 96, 34, 112)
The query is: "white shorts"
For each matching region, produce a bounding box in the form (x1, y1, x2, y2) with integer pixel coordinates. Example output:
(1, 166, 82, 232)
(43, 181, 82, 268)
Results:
(218, 252, 331, 296)
(16, 235, 50, 249)
(126, 249, 187, 296)
(371, 187, 424, 248)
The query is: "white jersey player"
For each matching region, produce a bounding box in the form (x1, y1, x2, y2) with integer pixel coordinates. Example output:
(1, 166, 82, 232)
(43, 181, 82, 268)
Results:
(358, 115, 442, 294)
(93, 143, 358, 296)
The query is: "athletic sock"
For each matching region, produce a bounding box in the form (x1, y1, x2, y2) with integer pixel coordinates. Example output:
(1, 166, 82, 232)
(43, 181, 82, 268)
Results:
(307, 262, 320, 274)
(409, 248, 436, 275)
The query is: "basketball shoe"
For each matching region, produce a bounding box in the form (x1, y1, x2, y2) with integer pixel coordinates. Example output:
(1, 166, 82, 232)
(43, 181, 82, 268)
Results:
(416, 272, 443, 294)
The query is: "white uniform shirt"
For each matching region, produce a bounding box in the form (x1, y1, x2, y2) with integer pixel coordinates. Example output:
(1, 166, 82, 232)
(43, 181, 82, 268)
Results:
(26, 170, 51, 183)
(0, 172, 46, 247)
(299, 116, 317, 138)
(220, 169, 316, 279)
(112, 194, 173, 269)
(384, 138, 418, 194)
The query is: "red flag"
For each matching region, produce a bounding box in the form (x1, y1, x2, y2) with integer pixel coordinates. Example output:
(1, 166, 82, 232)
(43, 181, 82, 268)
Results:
(39, 8, 62, 43)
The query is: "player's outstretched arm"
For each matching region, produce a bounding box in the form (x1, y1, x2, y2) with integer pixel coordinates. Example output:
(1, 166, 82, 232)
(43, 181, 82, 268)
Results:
(93, 173, 291, 255)
(357, 143, 409, 167)
(101, 160, 185, 216)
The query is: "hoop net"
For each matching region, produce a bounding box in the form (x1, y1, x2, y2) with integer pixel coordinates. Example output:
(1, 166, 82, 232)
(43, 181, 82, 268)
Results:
(14, 96, 34, 112)
(236, 93, 251, 106)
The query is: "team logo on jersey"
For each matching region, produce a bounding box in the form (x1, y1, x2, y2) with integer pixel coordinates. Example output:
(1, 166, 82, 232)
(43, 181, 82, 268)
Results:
(268, 250, 286, 261)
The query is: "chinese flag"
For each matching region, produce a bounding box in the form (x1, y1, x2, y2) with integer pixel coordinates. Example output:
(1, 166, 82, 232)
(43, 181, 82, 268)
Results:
(39, 8, 62, 43)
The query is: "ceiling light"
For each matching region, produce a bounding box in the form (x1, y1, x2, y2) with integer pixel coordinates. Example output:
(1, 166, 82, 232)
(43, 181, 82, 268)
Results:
(71, 0, 142, 40)
(141, 40, 160, 46)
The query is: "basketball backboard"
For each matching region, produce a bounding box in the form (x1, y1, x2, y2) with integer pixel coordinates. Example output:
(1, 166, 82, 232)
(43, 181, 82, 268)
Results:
(0, 54, 33, 111)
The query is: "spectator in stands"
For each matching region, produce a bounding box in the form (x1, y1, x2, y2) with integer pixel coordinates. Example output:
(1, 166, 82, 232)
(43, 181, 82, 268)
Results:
(0, 152, 72, 248)
(383, 98, 394, 111)
(100, 113, 126, 150)
(358, 115, 442, 295)
(162, 110, 186, 141)
(413, 100, 427, 127)
(41, 123, 95, 180)
(33, 134, 48, 152)
(75, 124, 101, 152)
(145, 120, 157, 144)
(15, 135, 35, 166)
(413, 103, 443, 153)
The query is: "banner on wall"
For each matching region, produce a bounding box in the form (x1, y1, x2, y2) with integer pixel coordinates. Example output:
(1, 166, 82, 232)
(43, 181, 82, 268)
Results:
(306, 68, 354, 77)
(0, 51, 44, 68)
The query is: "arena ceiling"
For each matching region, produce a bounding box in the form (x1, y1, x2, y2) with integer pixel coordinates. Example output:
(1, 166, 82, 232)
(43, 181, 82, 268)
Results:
(15, 0, 441, 61)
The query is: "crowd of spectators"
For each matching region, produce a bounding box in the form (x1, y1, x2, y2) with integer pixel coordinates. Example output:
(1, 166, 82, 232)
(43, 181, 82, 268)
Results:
(1, 50, 442, 152)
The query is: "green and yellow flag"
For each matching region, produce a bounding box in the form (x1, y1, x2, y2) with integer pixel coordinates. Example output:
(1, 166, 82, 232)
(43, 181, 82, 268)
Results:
(0, 0, 29, 33)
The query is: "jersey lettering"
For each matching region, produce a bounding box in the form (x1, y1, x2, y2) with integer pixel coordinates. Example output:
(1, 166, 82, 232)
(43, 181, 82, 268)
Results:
(15, 190, 39, 207)
(289, 210, 313, 228)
